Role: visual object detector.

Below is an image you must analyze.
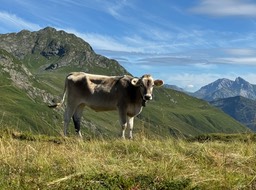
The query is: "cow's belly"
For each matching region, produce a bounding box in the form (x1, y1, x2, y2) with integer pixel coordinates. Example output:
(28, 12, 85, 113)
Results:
(88, 105, 117, 112)
(83, 98, 117, 112)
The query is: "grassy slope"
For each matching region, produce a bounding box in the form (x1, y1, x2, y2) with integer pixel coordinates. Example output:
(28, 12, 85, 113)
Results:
(140, 88, 247, 137)
(0, 84, 61, 135)
(1, 130, 256, 190)
(0, 50, 62, 136)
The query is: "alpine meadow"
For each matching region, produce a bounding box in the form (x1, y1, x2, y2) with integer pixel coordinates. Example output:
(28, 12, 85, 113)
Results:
(0, 28, 256, 189)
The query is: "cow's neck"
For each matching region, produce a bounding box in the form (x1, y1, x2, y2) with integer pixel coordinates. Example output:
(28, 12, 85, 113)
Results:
(142, 99, 147, 107)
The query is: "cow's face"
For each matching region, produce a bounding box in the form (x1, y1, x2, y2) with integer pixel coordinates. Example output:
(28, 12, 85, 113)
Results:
(131, 75, 164, 101)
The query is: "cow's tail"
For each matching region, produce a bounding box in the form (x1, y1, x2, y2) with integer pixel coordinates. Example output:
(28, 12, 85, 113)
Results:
(48, 77, 68, 109)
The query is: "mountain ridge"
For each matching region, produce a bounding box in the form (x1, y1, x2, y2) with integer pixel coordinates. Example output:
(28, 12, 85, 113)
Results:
(193, 77, 256, 101)
(0, 27, 127, 76)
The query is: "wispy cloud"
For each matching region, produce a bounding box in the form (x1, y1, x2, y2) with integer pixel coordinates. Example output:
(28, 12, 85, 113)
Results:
(62, 28, 139, 52)
(0, 11, 40, 32)
(106, 0, 131, 19)
(190, 0, 256, 17)
(217, 57, 256, 65)
(63, 28, 181, 53)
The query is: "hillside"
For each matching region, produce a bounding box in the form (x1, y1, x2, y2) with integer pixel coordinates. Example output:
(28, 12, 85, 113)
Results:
(0, 27, 248, 138)
(210, 96, 256, 131)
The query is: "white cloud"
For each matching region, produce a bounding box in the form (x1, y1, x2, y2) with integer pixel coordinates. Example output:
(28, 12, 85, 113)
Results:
(217, 57, 256, 65)
(58, 28, 134, 52)
(62, 28, 175, 53)
(190, 0, 256, 17)
(186, 84, 194, 89)
(163, 73, 222, 91)
(0, 11, 40, 31)
(106, 0, 130, 19)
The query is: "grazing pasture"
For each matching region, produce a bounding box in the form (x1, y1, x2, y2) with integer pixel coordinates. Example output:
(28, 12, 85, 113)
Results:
(0, 129, 256, 189)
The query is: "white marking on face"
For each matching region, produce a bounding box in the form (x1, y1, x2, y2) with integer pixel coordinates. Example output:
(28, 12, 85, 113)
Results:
(141, 75, 154, 101)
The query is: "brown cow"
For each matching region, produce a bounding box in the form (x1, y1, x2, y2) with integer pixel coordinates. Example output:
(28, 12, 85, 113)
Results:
(49, 72, 163, 139)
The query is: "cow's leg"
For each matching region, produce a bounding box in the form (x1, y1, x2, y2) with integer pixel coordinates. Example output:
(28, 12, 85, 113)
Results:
(127, 116, 134, 139)
(63, 104, 76, 136)
(118, 108, 127, 139)
(72, 104, 85, 138)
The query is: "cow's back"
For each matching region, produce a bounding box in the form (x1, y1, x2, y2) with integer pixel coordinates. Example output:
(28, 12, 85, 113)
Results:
(66, 72, 126, 111)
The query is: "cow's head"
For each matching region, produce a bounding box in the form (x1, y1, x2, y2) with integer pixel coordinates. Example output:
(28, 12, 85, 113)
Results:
(131, 74, 164, 101)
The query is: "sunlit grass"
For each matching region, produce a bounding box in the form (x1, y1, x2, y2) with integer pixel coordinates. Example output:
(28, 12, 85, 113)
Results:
(0, 129, 256, 189)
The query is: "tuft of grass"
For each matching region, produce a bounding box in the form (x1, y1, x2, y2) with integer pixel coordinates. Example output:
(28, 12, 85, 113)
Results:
(0, 130, 256, 189)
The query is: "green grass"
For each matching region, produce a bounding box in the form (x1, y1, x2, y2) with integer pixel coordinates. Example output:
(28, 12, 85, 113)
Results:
(1, 129, 256, 189)
(0, 84, 63, 135)
(141, 88, 248, 137)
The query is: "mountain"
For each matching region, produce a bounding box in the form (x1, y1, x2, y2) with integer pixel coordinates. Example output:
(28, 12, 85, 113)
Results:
(0, 27, 127, 76)
(210, 96, 256, 131)
(0, 27, 248, 138)
(193, 77, 256, 101)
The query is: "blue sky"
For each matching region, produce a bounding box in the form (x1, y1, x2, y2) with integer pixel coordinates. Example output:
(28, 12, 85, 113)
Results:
(1, 0, 256, 91)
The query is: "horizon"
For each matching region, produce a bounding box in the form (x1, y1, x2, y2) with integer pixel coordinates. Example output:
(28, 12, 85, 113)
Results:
(1, 0, 256, 92)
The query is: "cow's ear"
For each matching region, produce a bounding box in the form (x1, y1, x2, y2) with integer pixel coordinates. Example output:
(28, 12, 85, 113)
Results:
(154, 80, 164, 87)
(131, 78, 140, 86)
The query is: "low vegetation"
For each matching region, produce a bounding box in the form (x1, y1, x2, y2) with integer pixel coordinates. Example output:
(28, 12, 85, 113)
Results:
(1, 128, 256, 189)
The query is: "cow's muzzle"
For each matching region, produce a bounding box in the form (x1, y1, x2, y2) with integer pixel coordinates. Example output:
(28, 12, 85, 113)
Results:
(144, 94, 152, 101)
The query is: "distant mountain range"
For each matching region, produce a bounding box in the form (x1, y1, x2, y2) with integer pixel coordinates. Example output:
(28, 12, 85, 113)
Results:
(166, 77, 256, 101)
(193, 77, 256, 101)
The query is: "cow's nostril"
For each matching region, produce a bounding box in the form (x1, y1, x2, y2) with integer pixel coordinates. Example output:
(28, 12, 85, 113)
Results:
(144, 95, 152, 100)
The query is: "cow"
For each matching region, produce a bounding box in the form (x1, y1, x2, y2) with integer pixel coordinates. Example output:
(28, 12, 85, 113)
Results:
(49, 72, 163, 139)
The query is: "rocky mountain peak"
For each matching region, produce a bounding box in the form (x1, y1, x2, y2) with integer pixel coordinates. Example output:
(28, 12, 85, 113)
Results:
(215, 78, 233, 89)
(0, 27, 127, 75)
(233, 77, 253, 92)
(40, 26, 57, 32)
(193, 77, 256, 101)
(234, 77, 249, 85)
